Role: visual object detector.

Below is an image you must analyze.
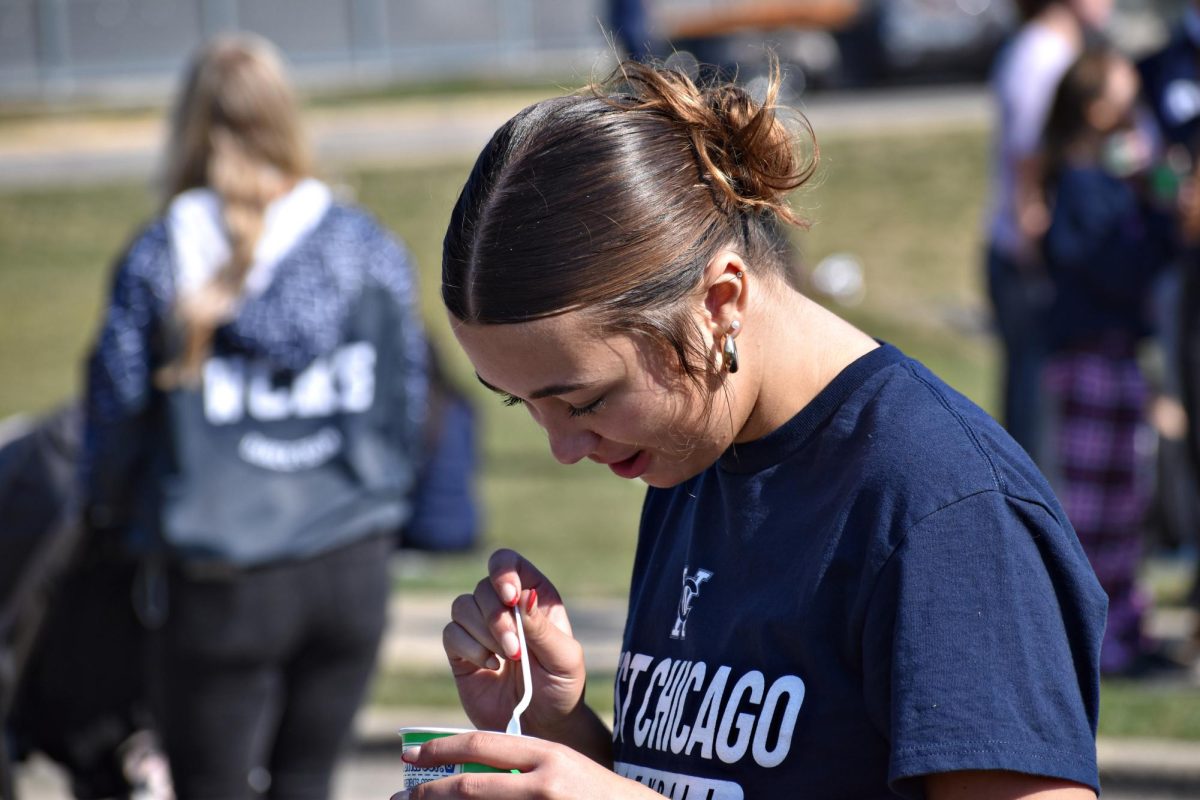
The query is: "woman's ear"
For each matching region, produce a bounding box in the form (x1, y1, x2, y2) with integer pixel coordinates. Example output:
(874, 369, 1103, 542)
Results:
(702, 249, 748, 336)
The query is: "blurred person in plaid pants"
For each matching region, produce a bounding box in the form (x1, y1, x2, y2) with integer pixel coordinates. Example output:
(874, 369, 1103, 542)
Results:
(1039, 47, 1179, 676)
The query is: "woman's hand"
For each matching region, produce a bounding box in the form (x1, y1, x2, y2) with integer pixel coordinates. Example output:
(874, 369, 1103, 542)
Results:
(442, 549, 589, 744)
(390, 731, 661, 800)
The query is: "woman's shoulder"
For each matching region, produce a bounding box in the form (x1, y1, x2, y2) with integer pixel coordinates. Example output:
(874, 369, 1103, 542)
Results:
(318, 196, 393, 241)
(994, 24, 1075, 88)
(845, 355, 1057, 519)
(111, 217, 175, 295)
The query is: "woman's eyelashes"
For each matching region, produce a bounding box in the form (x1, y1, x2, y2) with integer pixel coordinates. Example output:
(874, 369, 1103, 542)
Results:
(498, 392, 605, 418)
(567, 396, 606, 418)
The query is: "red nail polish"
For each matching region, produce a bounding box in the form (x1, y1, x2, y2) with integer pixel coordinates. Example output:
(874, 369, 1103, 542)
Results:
(512, 645, 522, 661)
(525, 588, 538, 614)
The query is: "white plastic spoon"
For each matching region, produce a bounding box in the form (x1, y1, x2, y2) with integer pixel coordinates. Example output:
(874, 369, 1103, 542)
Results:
(505, 603, 533, 736)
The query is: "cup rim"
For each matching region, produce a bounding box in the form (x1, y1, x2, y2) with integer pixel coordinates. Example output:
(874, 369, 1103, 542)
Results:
(397, 726, 476, 736)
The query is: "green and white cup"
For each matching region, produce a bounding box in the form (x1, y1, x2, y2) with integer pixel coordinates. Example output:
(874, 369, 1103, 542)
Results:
(397, 727, 515, 789)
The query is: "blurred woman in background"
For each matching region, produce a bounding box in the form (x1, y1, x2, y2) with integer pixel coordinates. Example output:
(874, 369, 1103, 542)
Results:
(984, 0, 1113, 464)
(1039, 46, 1176, 676)
(83, 34, 426, 799)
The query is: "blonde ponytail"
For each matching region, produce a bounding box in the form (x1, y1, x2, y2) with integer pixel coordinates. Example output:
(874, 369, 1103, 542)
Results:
(157, 34, 309, 387)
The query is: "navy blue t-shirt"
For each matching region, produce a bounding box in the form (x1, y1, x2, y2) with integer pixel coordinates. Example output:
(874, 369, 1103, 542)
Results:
(611, 344, 1105, 799)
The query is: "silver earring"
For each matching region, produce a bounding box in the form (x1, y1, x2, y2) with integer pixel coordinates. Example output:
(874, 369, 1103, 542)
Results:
(723, 321, 740, 374)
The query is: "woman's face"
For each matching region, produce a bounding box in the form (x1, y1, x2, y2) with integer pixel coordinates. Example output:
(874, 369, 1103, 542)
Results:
(1070, 0, 1114, 30)
(452, 311, 735, 488)
(1092, 57, 1141, 134)
(1104, 58, 1140, 124)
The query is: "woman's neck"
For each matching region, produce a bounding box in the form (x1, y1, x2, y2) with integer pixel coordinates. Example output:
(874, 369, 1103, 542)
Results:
(734, 288, 878, 444)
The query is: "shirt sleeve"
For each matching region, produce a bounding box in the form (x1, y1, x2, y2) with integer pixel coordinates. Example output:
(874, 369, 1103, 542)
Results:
(861, 490, 1106, 799)
(997, 32, 1075, 159)
(81, 225, 169, 528)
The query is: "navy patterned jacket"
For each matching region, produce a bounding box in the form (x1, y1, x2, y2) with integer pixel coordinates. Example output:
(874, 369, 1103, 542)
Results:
(83, 200, 427, 568)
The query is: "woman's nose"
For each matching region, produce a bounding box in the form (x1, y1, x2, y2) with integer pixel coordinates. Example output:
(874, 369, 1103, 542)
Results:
(546, 422, 599, 465)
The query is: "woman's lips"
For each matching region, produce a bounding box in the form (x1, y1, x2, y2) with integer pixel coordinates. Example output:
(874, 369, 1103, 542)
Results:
(608, 450, 650, 480)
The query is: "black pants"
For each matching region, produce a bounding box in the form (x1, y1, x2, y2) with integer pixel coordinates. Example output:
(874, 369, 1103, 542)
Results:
(155, 535, 391, 800)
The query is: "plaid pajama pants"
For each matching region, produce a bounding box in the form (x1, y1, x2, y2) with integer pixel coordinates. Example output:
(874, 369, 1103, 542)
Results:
(1044, 345, 1151, 674)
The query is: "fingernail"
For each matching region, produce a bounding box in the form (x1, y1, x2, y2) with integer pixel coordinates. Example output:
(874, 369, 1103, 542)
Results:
(486, 654, 502, 670)
(501, 631, 521, 660)
(391, 792, 409, 800)
(500, 584, 519, 607)
(524, 588, 538, 614)
(402, 745, 420, 763)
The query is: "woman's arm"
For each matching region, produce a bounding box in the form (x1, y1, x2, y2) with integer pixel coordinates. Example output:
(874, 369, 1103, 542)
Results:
(82, 227, 167, 525)
(926, 770, 1096, 800)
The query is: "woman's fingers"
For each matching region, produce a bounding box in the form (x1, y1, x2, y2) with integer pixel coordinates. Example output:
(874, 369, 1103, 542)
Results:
(442, 618, 501, 673)
(397, 732, 643, 800)
(405, 731, 553, 776)
(446, 585, 511, 660)
(487, 548, 573, 635)
(487, 548, 559, 606)
(487, 548, 535, 606)
(515, 590, 585, 677)
(470, 576, 525, 661)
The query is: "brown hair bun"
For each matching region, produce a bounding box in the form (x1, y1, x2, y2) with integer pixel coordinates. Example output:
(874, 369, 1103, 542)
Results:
(600, 57, 818, 227)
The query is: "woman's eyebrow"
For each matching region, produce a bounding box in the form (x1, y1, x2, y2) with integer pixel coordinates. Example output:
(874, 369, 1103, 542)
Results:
(474, 373, 591, 399)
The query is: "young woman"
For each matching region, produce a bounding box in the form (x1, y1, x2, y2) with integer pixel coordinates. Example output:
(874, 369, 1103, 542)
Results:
(83, 34, 427, 798)
(985, 0, 1113, 464)
(395, 61, 1106, 799)
(1040, 47, 1176, 675)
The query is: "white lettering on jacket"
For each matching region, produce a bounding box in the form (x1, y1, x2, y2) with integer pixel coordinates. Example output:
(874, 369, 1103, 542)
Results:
(238, 428, 343, 472)
(614, 653, 804, 771)
(203, 342, 376, 425)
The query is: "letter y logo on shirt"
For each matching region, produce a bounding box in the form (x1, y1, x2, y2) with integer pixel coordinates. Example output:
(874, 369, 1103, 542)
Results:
(670, 566, 713, 640)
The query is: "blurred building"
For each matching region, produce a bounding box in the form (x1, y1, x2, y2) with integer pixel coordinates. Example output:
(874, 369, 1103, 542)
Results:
(0, 0, 1185, 104)
(0, 0, 620, 102)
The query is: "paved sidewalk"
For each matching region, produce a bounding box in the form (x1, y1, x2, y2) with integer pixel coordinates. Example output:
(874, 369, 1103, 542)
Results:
(0, 85, 991, 189)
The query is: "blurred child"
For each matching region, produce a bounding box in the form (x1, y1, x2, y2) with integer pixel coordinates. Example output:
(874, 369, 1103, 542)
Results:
(1040, 46, 1177, 676)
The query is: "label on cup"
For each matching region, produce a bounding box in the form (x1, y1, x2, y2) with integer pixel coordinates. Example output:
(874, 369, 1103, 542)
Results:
(402, 760, 463, 789)
(398, 726, 514, 787)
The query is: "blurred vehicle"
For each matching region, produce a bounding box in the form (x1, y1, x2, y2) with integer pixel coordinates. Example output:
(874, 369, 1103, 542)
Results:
(655, 0, 1183, 92)
(657, 0, 1018, 92)
(854, 0, 1018, 84)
